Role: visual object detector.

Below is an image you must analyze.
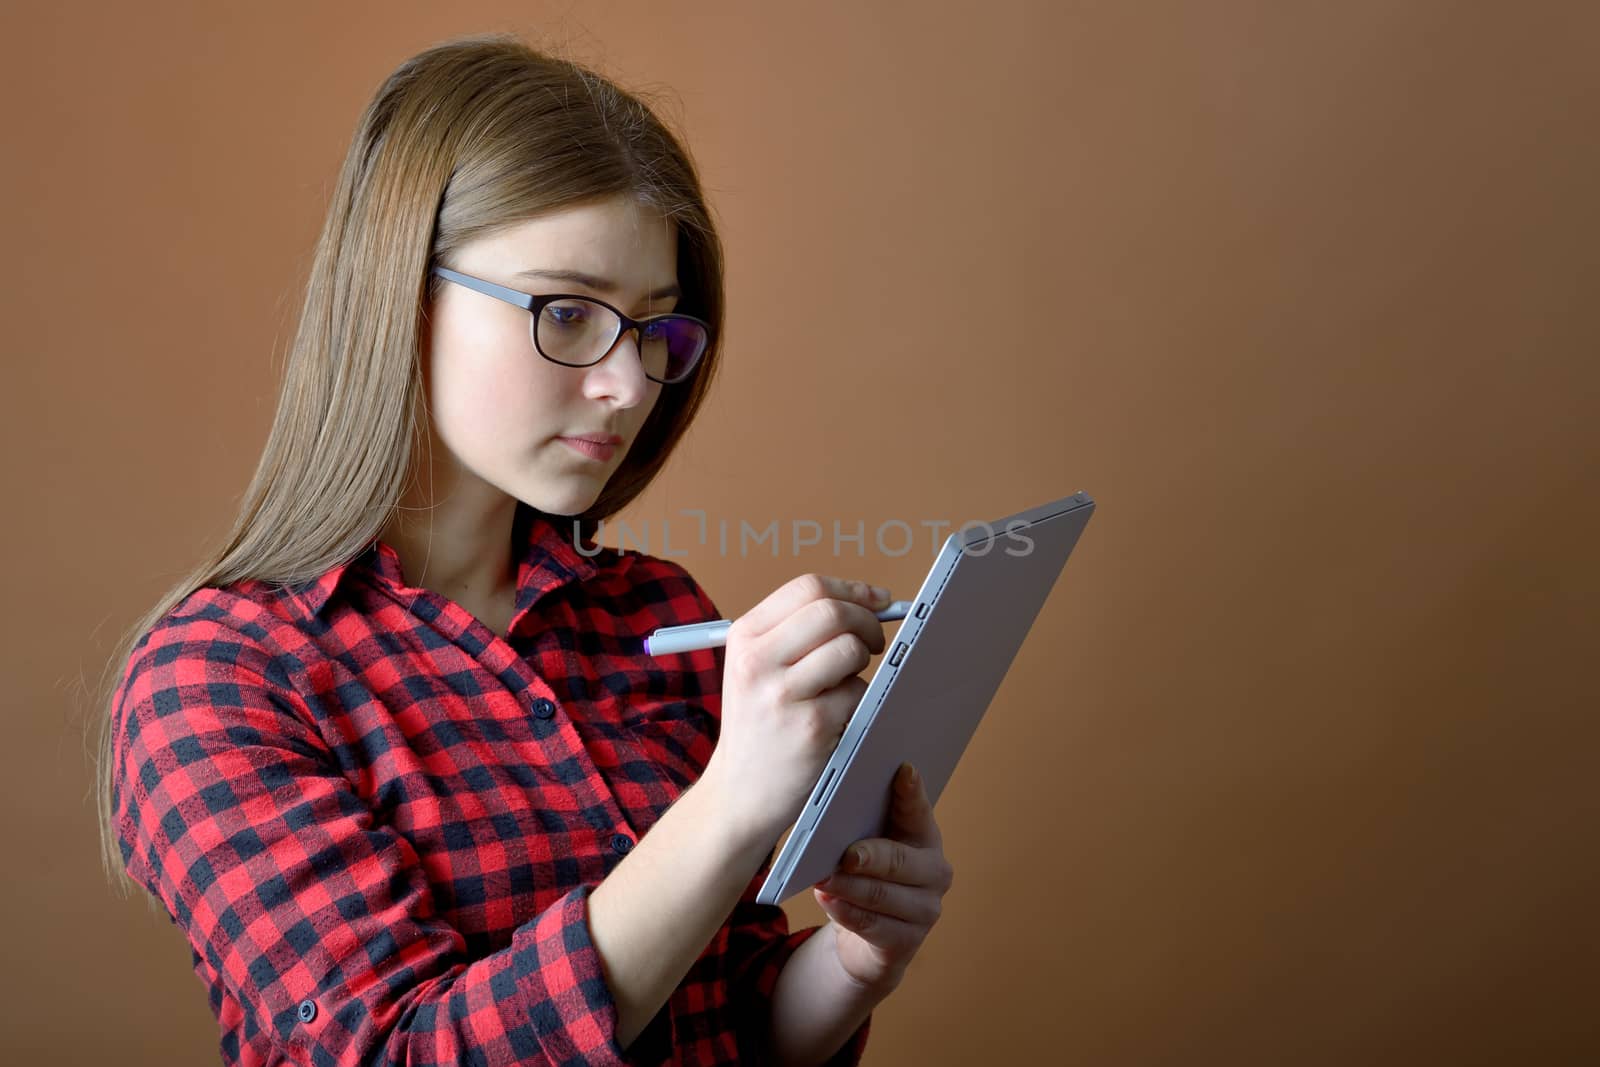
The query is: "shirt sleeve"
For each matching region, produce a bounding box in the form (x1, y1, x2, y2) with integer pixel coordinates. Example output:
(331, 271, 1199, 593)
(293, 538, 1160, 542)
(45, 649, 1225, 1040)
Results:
(671, 569, 872, 1066)
(724, 873, 873, 1065)
(110, 613, 635, 1067)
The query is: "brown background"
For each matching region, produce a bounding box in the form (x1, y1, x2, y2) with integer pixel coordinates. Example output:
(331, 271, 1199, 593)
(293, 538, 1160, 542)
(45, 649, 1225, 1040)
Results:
(4, 1, 1596, 1063)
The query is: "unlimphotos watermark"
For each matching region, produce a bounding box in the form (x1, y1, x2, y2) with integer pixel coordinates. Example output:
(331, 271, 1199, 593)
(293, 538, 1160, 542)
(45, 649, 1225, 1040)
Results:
(568, 511, 1036, 559)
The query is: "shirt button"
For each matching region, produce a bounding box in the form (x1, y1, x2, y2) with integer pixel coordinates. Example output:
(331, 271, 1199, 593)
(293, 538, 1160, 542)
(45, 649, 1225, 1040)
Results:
(297, 999, 317, 1023)
(610, 833, 634, 855)
(530, 698, 555, 720)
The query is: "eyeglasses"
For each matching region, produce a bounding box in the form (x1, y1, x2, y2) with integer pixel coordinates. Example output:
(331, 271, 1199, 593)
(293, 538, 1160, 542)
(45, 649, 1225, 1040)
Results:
(429, 266, 710, 384)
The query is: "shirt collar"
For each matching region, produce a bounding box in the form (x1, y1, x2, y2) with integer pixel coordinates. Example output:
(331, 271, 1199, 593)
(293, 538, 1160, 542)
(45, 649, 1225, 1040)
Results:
(291, 505, 601, 621)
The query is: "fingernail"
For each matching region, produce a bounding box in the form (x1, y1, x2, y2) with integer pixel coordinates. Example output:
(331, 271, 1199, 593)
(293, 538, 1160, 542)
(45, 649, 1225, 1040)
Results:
(852, 846, 868, 867)
(871, 585, 891, 604)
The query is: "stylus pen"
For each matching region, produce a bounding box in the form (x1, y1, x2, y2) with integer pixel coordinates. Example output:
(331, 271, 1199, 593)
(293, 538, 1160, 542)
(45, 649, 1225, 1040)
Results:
(646, 601, 915, 656)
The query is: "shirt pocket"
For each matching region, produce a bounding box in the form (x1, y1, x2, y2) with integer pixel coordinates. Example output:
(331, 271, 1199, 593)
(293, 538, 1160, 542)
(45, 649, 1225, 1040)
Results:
(621, 698, 718, 788)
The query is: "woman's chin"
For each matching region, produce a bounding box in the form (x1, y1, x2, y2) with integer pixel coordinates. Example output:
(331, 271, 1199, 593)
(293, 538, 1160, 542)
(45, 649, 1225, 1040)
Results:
(524, 485, 602, 520)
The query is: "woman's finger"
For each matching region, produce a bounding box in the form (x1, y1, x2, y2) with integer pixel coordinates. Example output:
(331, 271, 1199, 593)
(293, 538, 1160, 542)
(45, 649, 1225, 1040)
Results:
(814, 889, 927, 955)
(733, 573, 890, 640)
(765, 595, 889, 666)
(885, 763, 943, 850)
(837, 836, 954, 891)
(814, 872, 943, 926)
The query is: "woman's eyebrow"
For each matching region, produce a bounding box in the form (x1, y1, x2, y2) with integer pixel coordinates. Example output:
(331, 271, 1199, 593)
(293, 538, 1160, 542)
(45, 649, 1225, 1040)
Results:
(515, 267, 680, 302)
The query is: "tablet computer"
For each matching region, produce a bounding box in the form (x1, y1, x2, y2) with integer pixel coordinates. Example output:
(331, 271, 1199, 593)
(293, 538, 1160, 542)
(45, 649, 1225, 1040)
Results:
(755, 490, 1096, 905)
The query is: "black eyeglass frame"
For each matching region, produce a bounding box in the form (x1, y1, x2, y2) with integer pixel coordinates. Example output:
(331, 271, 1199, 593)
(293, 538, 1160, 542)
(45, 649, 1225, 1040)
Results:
(429, 265, 711, 384)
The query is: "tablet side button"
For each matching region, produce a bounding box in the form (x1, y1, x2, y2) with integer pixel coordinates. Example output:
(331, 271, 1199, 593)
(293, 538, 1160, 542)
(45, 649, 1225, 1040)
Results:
(889, 641, 908, 666)
(914, 602, 929, 619)
(813, 767, 836, 806)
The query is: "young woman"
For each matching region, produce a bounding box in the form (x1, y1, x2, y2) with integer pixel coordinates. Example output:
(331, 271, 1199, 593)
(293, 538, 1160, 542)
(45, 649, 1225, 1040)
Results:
(95, 33, 953, 1067)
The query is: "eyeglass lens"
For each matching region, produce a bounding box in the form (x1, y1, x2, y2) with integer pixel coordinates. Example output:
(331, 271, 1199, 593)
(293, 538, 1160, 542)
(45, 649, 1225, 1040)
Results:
(535, 299, 706, 382)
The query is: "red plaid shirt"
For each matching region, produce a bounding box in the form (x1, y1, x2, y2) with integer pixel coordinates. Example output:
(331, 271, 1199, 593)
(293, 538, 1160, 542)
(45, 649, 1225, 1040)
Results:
(111, 505, 871, 1066)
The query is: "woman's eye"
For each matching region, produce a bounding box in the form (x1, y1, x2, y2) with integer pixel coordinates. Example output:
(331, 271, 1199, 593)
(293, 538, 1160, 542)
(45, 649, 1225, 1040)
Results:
(544, 304, 588, 327)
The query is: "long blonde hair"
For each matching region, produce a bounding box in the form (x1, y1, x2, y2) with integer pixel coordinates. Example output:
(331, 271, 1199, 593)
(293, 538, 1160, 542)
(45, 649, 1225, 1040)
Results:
(90, 32, 725, 899)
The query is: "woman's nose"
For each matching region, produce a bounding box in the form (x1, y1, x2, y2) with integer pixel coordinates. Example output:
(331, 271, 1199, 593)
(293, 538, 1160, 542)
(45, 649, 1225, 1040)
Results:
(584, 329, 652, 405)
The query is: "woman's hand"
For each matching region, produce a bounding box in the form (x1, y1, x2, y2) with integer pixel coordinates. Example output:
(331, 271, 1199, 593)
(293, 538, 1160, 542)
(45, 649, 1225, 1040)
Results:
(701, 574, 893, 848)
(812, 762, 953, 995)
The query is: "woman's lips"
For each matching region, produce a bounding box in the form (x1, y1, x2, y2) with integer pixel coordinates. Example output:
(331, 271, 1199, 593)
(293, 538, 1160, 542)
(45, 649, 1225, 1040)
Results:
(558, 436, 618, 462)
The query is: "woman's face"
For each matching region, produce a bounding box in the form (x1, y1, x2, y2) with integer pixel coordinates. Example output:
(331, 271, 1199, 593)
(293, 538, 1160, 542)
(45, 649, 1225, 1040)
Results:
(422, 194, 677, 517)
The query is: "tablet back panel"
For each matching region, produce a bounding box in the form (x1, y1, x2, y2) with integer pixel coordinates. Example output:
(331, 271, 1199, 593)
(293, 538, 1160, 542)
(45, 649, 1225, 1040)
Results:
(756, 492, 1095, 905)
